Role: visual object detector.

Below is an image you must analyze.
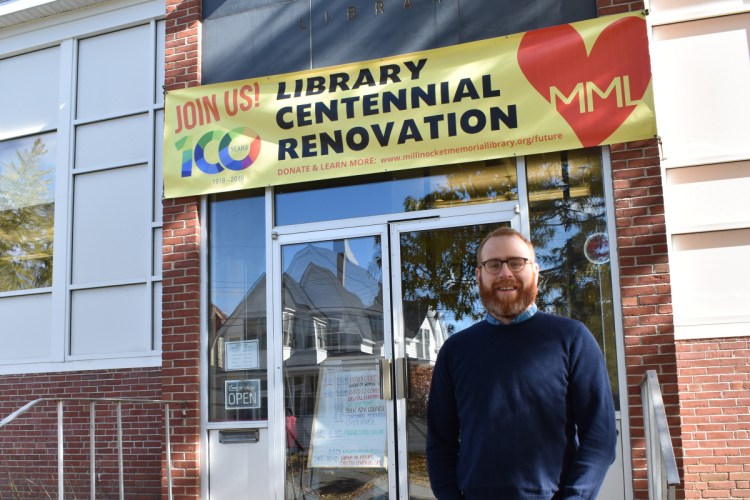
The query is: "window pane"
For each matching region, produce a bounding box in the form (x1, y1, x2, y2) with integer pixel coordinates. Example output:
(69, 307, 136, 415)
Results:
(208, 190, 267, 421)
(526, 148, 620, 409)
(0, 134, 56, 292)
(275, 159, 517, 225)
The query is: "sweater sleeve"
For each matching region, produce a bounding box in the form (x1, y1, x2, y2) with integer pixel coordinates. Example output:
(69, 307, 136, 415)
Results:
(425, 346, 464, 500)
(558, 324, 618, 500)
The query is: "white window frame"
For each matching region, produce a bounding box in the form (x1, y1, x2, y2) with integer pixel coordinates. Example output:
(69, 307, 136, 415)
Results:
(0, 0, 165, 375)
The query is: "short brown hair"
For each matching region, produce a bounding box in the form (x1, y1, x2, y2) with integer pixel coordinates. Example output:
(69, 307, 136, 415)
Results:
(476, 227, 535, 265)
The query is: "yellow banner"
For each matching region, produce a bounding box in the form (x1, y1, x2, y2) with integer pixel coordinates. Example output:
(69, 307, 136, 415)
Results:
(164, 12, 655, 198)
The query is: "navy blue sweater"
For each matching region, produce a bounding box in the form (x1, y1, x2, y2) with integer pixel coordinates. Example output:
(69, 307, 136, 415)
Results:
(426, 312, 617, 499)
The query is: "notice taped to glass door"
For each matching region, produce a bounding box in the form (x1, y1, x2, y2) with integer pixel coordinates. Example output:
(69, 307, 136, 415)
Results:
(308, 359, 387, 468)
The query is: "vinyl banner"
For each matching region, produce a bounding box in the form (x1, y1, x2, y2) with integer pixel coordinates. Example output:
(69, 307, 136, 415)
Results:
(163, 12, 655, 198)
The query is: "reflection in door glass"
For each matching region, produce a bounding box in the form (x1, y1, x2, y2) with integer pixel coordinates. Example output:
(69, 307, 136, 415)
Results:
(526, 148, 620, 409)
(399, 222, 508, 499)
(208, 190, 267, 421)
(275, 159, 517, 226)
(283, 236, 389, 499)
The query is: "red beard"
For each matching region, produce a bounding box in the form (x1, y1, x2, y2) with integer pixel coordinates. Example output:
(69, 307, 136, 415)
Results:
(479, 276, 538, 320)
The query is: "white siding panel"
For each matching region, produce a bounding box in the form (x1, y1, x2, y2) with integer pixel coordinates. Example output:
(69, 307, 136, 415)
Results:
(153, 109, 164, 222)
(76, 24, 151, 119)
(665, 161, 750, 233)
(0, 47, 59, 137)
(155, 20, 166, 107)
(0, 293, 52, 361)
(70, 284, 149, 355)
(652, 14, 750, 165)
(153, 281, 162, 351)
(75, 114, 150, 170)
(671, 229, 750, 328)
(72, 165, 149, 284)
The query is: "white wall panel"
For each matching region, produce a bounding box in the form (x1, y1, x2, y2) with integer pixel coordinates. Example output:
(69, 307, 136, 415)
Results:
(153, 109, 164, 222)
(652, 14, 750, 165)
(671, 229, 750, 329)
(153, 281, 162, 350)
(75, 114, 150, 170)
(0, 294, 52, 361)
(155, 20, 165, 107)
(665, 161, 750, 232)
(76, 24, 151, 119)
(72, 165, 149, 284)
(70, 284, 149, 355)
(0, 47, 59, 137)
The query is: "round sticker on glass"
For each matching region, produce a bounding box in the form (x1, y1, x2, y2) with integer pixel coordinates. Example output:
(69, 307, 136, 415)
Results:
(584, 232, 610, 265)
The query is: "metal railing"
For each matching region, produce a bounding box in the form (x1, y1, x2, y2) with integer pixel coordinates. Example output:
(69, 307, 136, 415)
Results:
(640, 370, 680, 500)
(0, 397, 186, 500)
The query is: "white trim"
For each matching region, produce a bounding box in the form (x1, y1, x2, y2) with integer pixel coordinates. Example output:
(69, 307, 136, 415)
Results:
(602, 145, 634, 500)
(647, 4, 750, 27)
(199, 195, 209, 500)
(0, 354, 162, 375)
(675, 322, 750, 340)
(265, 186, 279, 500)
(516, 155, 530, 236)
(669, 220, 750, 235)
(660, 152, 750, 170)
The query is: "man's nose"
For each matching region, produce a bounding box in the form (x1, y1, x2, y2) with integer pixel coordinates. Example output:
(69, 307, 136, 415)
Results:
(497, 261, 515, 277)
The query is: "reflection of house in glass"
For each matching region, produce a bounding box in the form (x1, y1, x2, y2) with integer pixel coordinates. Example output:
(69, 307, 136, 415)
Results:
(282, 243, 385, 366)
(208, 241, 449, 425)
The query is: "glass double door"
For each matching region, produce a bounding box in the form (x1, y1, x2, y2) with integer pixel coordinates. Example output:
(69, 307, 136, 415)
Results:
(275, 211, 518, 499)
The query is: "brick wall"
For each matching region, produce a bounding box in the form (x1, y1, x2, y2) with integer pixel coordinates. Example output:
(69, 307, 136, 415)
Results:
(677, 339, 750, 499)
(162, 197, 202, 499)
(163, 0, 202, 495)
(0, 369, 162, 499)
(610, 139, 681, 499)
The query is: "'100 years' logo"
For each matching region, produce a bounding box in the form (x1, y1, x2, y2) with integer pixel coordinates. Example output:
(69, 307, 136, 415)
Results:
(175, 128, 261, 178)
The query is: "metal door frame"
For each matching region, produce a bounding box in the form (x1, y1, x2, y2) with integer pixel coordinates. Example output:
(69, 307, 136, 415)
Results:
(269, 202, 521, 498)
(271, 223, 398, 498)
(388, 209, 521, 498)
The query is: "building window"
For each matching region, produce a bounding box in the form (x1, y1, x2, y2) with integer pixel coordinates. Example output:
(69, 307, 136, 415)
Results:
(0, 134, 56, 292)
(526, 148, 620, 408)
(208, 190, 267, 422)
(0, 13, 164, 370)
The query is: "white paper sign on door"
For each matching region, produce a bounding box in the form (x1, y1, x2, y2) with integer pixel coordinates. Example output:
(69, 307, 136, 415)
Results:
(308, 360, 387, 468)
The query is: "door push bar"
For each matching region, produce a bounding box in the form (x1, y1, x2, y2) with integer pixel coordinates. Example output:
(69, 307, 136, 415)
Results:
(379, 358, 410, 401)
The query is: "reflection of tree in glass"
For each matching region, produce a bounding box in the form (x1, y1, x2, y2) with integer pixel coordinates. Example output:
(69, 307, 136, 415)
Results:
(529, 151, 607, 319)
(393, 163, 516, 322)
(0, 138, 54, 292)
(527, 150, 618, 406)
(398, 226, 491, 323)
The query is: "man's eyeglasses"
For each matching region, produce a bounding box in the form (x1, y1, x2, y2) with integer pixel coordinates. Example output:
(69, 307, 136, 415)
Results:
(478, 257, 531, 274)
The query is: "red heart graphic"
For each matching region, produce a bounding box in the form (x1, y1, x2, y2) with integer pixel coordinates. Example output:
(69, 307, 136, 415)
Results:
(517, 16, 651, 147)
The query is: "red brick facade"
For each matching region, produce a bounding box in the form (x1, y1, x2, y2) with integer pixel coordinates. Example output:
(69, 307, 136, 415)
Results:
(162, 0, 202, 495)
(0, 369, 162, 499)
(677, 339, 750, 499)
(162, 197, 202, 499)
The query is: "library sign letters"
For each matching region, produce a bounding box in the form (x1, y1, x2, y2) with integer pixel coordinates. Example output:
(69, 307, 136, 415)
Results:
(164, 12, 655, 198)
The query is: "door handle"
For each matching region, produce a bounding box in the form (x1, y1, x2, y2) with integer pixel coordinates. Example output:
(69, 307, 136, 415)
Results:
(395, 358, 409, 400)
(379, 358, 392, 400)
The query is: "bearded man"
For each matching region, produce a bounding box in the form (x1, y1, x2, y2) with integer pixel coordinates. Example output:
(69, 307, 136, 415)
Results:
(426, 227, 617, 500)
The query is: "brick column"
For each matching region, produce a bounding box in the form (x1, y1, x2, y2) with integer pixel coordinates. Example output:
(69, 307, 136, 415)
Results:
(162, 197, 202, 499)
(610, 139, 682, 499)
(163, 0, 202, 497)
